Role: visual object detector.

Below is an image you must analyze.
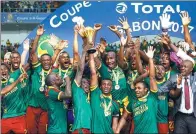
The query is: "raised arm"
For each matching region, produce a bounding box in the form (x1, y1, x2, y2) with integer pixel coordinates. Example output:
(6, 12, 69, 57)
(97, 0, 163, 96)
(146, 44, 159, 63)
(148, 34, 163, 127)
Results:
(73, 25, 81, 63)
(93, 23, 102, 45)
(31, 25, 44, 63)
(1, 73, 27, 96)
(89, 51, 98, 87)
(52, 40, 68, 65)
(118, 16, 132, 43)
(144, 46, 158, 92)
(108, 25, 123, 39)
(74, 46, 88, 86)
(180, 11, 195, 50)
(117, 36, 128, 70)
(159, 35, 195, 64)
(115, 109, 130, 133)
(135, 39, 145, 74)
(59, 76, 72, 100)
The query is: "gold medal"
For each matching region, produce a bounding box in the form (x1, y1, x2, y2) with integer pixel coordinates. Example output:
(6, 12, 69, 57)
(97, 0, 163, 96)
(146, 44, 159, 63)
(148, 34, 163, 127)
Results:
(115, 85, 120, 90)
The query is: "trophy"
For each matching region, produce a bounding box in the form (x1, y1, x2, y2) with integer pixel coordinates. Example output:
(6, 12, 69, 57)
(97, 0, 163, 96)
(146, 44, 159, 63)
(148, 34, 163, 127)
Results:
(84, 27, 95, 44)
(87, 48, 97, 54)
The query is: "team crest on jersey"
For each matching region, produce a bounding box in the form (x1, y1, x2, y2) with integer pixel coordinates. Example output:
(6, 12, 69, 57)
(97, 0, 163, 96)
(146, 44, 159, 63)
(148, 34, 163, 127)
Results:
(9, 78, 14, 83)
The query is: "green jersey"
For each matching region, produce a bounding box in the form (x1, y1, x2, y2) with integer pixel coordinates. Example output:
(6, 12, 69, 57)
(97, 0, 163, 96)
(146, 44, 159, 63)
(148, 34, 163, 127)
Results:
(2, 69, 28, 118)
(46, 86, 68, 133)
(98, 63, 128, 108)
(72, 80, 92, 131)
(28, 62, 49, 111)
(126, 91, 158, 133)
(144, 77, 168, 123)
(90, 86, 119, 134)
(165, 69, 178, 80)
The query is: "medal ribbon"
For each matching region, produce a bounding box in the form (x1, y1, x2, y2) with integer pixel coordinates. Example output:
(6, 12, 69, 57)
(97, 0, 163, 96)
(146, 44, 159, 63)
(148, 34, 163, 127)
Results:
(112, 69, 120, 86)
(41, 68, 51, 87)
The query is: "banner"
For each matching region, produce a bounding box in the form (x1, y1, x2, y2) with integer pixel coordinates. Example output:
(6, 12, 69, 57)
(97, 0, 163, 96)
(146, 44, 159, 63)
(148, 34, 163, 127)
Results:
(1, 13, 49, 23)
(18, 1, 196, 56)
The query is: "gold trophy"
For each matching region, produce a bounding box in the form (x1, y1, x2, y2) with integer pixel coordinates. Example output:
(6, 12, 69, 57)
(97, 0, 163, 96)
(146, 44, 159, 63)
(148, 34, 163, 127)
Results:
(83, 27, 96, 54)
(84, 27, 95, 44)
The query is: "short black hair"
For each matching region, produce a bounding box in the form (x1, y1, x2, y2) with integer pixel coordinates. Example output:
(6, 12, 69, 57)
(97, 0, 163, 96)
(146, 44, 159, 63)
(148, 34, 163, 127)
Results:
(1, 63, 10, 71)
(10, 51, 21, 57)
(45, 73, 55, 86)
(41, 53, 51, 59)
(101, 78, 112, 83)
(135, 81, 148, 89)
(59, 51, 70, 58)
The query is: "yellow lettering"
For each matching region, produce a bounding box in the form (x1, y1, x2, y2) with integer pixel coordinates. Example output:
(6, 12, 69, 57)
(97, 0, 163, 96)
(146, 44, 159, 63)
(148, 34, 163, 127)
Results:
(133, 104, 148, 116)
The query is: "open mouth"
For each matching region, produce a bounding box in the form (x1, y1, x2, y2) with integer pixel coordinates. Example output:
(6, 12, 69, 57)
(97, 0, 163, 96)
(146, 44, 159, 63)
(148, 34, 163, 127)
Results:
(64, 61, 70, 66)
(2, 74, 8, 79)
(13, 62, 19, 68)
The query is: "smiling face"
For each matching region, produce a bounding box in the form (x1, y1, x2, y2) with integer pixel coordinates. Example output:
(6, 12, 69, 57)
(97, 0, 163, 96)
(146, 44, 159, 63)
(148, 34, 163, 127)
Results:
(40, 54, 52, 71)
(180, 60, 193, 76)
(105, 51, 117, 70)
(100, 79, 112, 95)
(135, 82, 148, 98)
(10, 52, 21, 70)
(58, 52, 70, 70)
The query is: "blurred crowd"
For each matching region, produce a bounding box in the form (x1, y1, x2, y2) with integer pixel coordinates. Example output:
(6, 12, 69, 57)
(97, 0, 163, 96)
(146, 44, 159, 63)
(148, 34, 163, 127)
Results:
(1, 39, 20, 61)
(1, 1, 66, 13)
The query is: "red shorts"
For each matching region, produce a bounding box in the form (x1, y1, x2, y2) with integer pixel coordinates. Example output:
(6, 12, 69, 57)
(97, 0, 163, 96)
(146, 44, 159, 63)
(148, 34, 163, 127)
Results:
(72, 128, 91, 134)
(158, 123, 169, 134)
(26, 106, 48, 134)
(1, 115, 27, 134)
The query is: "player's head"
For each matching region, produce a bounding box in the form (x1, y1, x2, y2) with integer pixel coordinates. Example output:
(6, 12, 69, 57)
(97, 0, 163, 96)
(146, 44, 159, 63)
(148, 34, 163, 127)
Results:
(58, 51, 70, 70)
(81, 77, 90, 93)
(45, 73, 63, 87)
(134, 81, 148, 98)
(10, 51, 21, 70)
(1, 63, 10, 81)
(40, 54, 52, 71)
(105, 50, 117, 70)
(100, 78, 113, 95)
(155, 64, 166, 80)
(160, 52, 170, 71)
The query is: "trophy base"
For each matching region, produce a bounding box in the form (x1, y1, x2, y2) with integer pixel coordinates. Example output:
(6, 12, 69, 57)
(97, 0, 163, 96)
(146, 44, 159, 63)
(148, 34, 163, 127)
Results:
(87, 48, 96, 54)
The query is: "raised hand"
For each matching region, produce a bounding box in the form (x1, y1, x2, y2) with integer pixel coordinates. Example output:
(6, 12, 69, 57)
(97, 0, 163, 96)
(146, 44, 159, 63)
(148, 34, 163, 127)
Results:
(37, 25, 45, 36)
(23, 38, 30, 51)
(157, 35, 171, 45)
(180, 11, 191, 26)
(144, 46, 156, 59)
(94, 23, 102, 31)
(177, 74, 182, 85)
(74, 25, 85, 37)
(48, 34, 59, 48)
(19, 73, 28, 82)
(118, 16, 130, 30)
(120, 36, 127, 46)
(159, 13, 174, 29)
(96, 43, 106, 53)
(108, 25, 118, 32)
(134, 38, 140, 51)
(57, 40, 69, 50)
